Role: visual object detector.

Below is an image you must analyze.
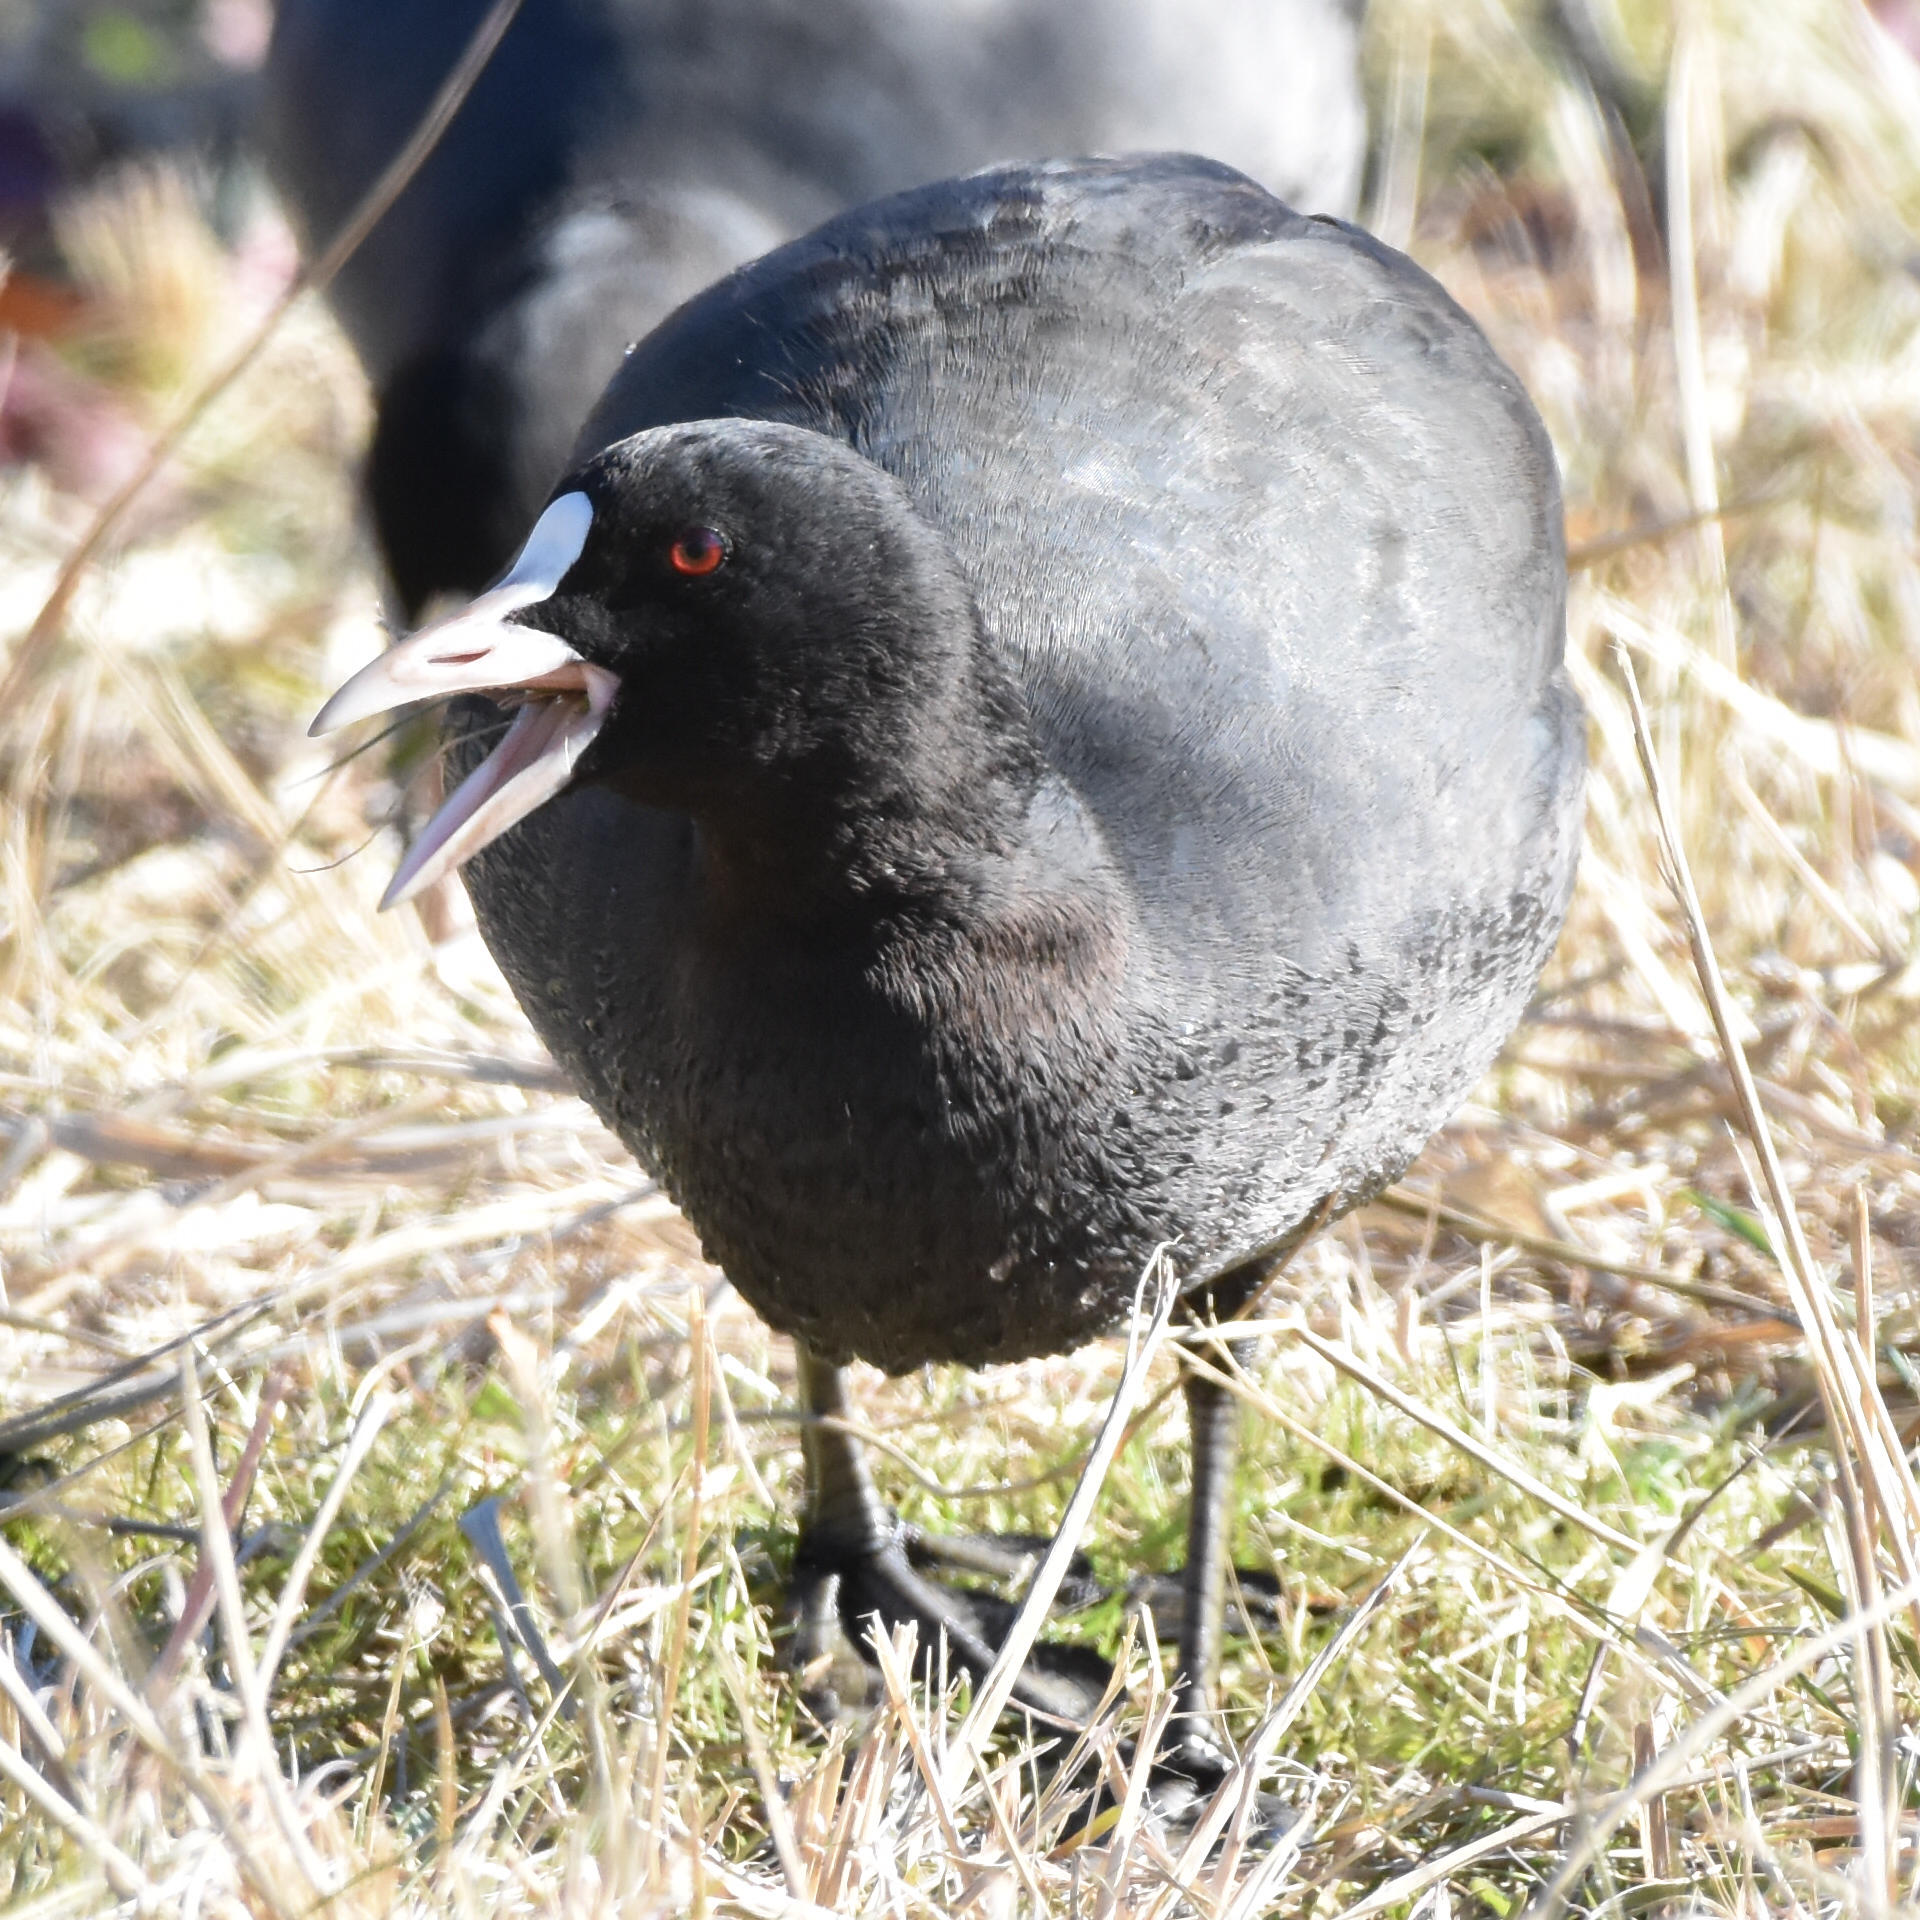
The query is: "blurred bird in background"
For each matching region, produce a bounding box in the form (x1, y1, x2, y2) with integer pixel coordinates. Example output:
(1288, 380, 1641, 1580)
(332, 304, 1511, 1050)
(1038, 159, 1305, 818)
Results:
(257, 0, 1368, 615)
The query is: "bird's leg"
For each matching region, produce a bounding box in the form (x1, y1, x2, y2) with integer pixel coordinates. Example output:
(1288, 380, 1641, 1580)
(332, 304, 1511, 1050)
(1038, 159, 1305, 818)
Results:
(783, 1343, 901, 1718)
(784, 1342, 1108, 1726)
(1168, 1346, 1251, 1760)
(795, 1344, 895, 1559)
(1166, 1261, 1269, 1768)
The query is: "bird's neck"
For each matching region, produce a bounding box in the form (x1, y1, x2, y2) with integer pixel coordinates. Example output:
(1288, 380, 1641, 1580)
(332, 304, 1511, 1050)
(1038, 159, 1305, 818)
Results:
(682, 719, 1045, 930)
(603, 613, 1058, 927)
(687, 761, 1135, 1056)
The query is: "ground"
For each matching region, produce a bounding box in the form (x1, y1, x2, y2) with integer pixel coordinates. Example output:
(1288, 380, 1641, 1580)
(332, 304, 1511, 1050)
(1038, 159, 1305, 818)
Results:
(4, 0, 1920, 1913)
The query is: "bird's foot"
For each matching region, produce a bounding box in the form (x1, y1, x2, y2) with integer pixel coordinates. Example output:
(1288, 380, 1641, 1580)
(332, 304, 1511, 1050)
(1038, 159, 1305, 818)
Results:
(778, 1525, 1285, 1734)
(779, 1520, 1112, 1727)
(781, 1526, 1300, 1852)
(1064, 1728, 1301, 1851)
(1122, 1564, 1285, 1644)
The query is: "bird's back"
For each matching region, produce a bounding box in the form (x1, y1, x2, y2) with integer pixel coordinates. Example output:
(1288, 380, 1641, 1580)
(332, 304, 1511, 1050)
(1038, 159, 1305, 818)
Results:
(581, 156, 1578, 985)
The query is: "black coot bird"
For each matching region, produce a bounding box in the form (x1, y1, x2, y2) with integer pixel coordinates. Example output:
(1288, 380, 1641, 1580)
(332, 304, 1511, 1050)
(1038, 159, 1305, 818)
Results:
(314, 155, 1586, 1756)
(261, 0, 1365, 615)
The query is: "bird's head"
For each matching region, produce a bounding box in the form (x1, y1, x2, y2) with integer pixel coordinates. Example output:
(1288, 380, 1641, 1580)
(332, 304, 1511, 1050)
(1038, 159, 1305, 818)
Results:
(312, 417, 999, 907)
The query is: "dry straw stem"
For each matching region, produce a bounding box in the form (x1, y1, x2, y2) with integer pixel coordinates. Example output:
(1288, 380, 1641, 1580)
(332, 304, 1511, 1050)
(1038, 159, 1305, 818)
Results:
(1520, 1568, 1920, 1920)
(1617, 643, 1920, 1569)
(1371, 1183, 1800, 1326)
(715, 1601, 808, 1901)
(0, 1639, 69, 1783)
(1144, 1539, 1419, 1918)
(1275, 1320, 1643, 1556)
(1606, 595, 1920, 802)
(1664, 17, 1737, 673)
(869, 1619, 969, 1863)
(644, 1275, 713, 1876)
(1616, 638, 1914, 1914)
(253, 1386, 394, 1693)
(1175, 1341, 1623, 1653)
(941, 1249, 1178, 1799)
(0, 1734, 155, 1910)
(0, 1516, 291, 1906)
(176, 1351, 327, 1897)
(151, 1363, 286, 1682)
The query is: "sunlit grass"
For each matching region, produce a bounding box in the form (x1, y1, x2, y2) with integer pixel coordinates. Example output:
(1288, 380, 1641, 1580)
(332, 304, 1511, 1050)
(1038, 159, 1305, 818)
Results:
(5, 0, 1920, 1910)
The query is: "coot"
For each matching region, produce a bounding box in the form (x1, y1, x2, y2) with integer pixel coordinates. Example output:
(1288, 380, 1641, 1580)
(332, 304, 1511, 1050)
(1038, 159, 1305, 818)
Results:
(315, 154, 1585, 1756)
(261, 0, 1365, 613)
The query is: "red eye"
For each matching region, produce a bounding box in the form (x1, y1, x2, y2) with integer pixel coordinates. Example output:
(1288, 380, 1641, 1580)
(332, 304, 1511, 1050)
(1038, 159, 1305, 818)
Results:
(669, 526, 727, 576)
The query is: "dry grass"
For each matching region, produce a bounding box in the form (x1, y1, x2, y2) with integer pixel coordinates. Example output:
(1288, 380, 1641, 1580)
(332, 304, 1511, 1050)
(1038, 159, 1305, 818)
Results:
(5, 0, 1920, 1911)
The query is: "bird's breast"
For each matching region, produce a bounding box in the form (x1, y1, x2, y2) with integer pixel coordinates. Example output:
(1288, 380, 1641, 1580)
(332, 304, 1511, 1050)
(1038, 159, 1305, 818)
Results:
(639, 886, 1172, 1369)
(470, 793, 1174, 1369)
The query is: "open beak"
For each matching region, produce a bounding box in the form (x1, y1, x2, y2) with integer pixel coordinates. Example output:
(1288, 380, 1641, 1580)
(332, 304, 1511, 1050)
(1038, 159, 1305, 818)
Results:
(309, 492, 619, 910)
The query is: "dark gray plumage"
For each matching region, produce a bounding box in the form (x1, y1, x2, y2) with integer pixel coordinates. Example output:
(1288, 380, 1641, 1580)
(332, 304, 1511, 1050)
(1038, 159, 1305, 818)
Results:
(447, 155, 1585, 1373)
(308, 151, 1583, 1755)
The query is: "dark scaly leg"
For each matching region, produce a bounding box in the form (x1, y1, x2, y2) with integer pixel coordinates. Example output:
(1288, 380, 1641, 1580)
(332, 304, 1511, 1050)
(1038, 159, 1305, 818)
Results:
(1166, 1261, 1269, 1768)
(783, 1343, 1107, 1727)
(796, 1345, 893, 1560)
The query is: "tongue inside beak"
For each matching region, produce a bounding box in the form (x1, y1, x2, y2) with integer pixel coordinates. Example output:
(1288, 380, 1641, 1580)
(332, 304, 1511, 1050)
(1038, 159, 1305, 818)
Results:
(374, 673, 616, 908)
(308, 491, 619, 909)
